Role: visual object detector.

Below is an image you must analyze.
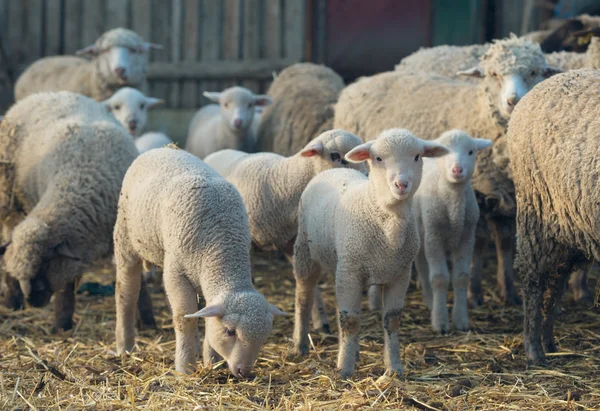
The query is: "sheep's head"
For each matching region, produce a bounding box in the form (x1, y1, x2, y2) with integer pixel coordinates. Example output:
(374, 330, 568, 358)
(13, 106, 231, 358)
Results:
(76, 28, 162, 87)
(457, 35, 562, 122)
(434, 129, 492, 184)
(185, 291, 286, 378)
(298, 129, 366, 174)
(203, 87, 272, 135)
(101, 87, 164, 136)
(345, 129, 449, 205)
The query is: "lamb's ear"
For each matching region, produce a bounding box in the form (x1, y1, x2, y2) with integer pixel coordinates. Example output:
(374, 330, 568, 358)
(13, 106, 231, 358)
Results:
(203, 92, 222, 103)
(457, 66, 484, 78)
(422, 141, 450, 158)
(345, 141, 375, 163)
(254, 95, 273, 107)
(55, 243, 81, 261)
(142, 42, 163, 51)
(543, 66, 563, 78)
(146, 97, 165, 109)
(0, 241, 10, 255)
(300, 141, 324, 157)
(75, 44, 100, 56)
(269, 304, 289, 316)
(474, 138, 493, 151)
(184, 304, 225, 318)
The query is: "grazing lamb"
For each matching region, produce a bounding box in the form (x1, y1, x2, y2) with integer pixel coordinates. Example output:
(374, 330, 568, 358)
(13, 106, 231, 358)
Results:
(204, 129, 365, 333)
(292, 129, 449, 378)
(114, 147, 285, 376)
(257, 63, 345, 156)
(185, 87, 272, 159)
(15, 28, 161, 101)
(134, 132, 174, 154)
(0, 91, 155, 331)
(335, 35, 563, 308)
(507, 69, 600, 365)
(101, 87, 164, 136)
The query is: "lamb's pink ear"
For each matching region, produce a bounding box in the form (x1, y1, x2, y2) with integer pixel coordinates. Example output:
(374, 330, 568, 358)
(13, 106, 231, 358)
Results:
(184, 304, 225, 318)
(254, 95, 273, 107)
(345, 141, 374, 163)
(422, 141, 450, 158)
(457, 66, 484, 78)
(75, 44, 100, 56)
(203, 92, 222, 103)
(269, 304, 289, 316)
(300, 142, 324, 157)
(474, 138, 493, 151)
(543, 66, 563, 78)
(146, 97, 165, 109)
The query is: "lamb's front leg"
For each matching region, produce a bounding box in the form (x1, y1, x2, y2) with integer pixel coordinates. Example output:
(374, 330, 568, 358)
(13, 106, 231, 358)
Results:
(451, 232, 475, 331)
(335, 266, 363, 379)
(424, 234, 450, 334)
(381, 271, 410, 376)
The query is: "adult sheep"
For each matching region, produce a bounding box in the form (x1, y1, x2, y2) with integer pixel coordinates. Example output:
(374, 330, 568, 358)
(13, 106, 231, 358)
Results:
(257, 63, 345, 156)
(507, 69, 600, 365)
(545, 28, 600, 70)
(335, 35, 563, 306)
(0, 91, 155, 331)
(15, 28, 161, 101)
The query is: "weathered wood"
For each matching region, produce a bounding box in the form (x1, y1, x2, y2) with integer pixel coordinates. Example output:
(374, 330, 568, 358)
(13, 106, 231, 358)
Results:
(284, 0, 305, 61)
(242, 0, 260, 92)
(263, 0, 282, 92)
(27, 0, 44, 60)
(222, 0, 242, 89)
(82, 0, 106, 46)
(181, 0, 200, 109)
(150, 0, 171, 100)
(106, 0, 130, 30)
(148, 58, 297, 80)
(200, 0, 222, 100)
(7, 0, 24, 66)
(169, 0, 183, 107)
(44, 0, 63, 56)
(64, 0, 83, 54)
(131, 0, 152, 94)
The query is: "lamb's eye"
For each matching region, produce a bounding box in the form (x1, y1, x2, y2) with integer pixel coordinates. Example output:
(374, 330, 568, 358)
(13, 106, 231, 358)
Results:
(468, 150, 474, 155)
(414, 154, 420, 162)
(330, 152, 341, 161)
(530, 70, 536, 76)
(248, 103, 253, 108)
(140, 103, 145, 110)
(114, 104, 121, 110)
(375, 157, 382, 162)
(226, 328, 236, 337)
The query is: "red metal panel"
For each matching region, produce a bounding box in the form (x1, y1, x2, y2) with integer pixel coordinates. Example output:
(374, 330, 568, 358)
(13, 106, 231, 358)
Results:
(326, 0, 432, 80)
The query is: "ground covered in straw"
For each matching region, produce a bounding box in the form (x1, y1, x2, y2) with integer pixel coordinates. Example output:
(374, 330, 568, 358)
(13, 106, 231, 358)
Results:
(1, 247, 599, 410)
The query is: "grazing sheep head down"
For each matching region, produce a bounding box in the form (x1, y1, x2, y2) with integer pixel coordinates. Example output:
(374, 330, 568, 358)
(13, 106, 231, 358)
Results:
(346, 129, 449, 203)
(185, 291, 286, 378)
(102, 87, 164, 136)
(203, 87, 272, 134)
(298, 129, 367, 174)
(76, 28, 162, 87)
(434, 129, 493, 184)
(457, 35, 562, 121)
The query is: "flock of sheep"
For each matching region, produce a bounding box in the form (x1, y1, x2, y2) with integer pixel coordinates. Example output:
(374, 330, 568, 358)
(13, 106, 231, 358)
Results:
(0, 18, 599, 380)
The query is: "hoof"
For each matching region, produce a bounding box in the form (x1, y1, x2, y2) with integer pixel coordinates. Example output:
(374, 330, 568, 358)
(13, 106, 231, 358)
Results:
(294, 343, 310, 357)
(52, 319, 74, 333)
(386, 364, 404, 377)
(432, 320, 450, 335)
(339, 368, 354, 380)
(468, 293, 483, 308)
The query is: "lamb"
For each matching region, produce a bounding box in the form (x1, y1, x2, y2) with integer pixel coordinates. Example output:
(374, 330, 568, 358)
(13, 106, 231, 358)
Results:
(185, 87, 272, 159)
(114, 147, 285, 375)
(204, 129, 365, 333)
(335, 35, 563, 307)
(257, 63, 345, 156)
(0, 91, 155, 331)
(507, 69, 600, 365)
(14, 28, 161, 101)
(292, 129, 449, 378)
(134, 132, 174, 154)
(101, 87, 164, 136)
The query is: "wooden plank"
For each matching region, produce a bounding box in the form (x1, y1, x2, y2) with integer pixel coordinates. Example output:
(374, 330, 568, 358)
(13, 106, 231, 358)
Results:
(44, 0, 63, 56)
(169, 0, 183, 107)
(64, 0, 83, 54)
(82, 0, 106, 47)
(181, 0, 201, 108)
(284, 0, 305, 61)
(26, 0, 44, 60)
(150, 0, 171, 105)
(105, 0, 129, 30)
(132, 0, 152, 94)
(222, 0, 242, 89)
(148, 58, 297, 80)
(7, 0, 24, 66)
(200, 0, 222, 101)
(242, 0, 260, 92)
(262, 0, 282, 92)
(432, 0, 477, 46)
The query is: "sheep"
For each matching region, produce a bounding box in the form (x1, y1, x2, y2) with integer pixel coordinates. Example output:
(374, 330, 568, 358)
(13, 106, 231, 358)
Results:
(114, 147, 286, 375)
(545, 30, 600, 70)
(506, 69, 600, 365)
(537, 14, 600, 53)
(0, 91, 155, 331)
(101, 87, 164, 136)
(257, 63, 345, 156)
(335, 35, 563, 308)
(185, 87, 272, 159)
(14, 28, 161, 102)
(134, 132, 174, 154)
(292, 129, 449, 378)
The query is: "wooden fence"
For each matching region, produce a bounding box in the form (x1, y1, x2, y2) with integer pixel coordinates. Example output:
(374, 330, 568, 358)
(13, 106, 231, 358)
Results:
(0, 0, 306, 109)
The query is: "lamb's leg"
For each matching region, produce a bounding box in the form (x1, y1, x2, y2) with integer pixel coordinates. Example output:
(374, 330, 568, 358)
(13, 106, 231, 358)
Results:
(425, 235, 450, 334)
(311, 286, 330, 333)
(451, 232, 475, 332)
(367, 285, 382, 311)
(136, 278, 156, 329)
(203, 336, 223, 367)
(491, 219, 521, 305)
(568, 268, 593, 306)
(381, 273, 410, 376)
(414, 247, 432, 310)
(541, 267, 570, 353)
(163, 271, 199, 374)
(115, 258, 143, 354)
(53, 280, 75, 332)
(468, 235, 486, 308)
(335, 267, 363, 379)
(1, 219, 24, 310)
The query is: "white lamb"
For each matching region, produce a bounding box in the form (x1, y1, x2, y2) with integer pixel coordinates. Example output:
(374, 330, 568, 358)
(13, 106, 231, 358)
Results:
(134, 132, 174, 154)
(292, 129, 449, 378)
(101, 87, 164, 136)
(186, 87, 272, 159)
